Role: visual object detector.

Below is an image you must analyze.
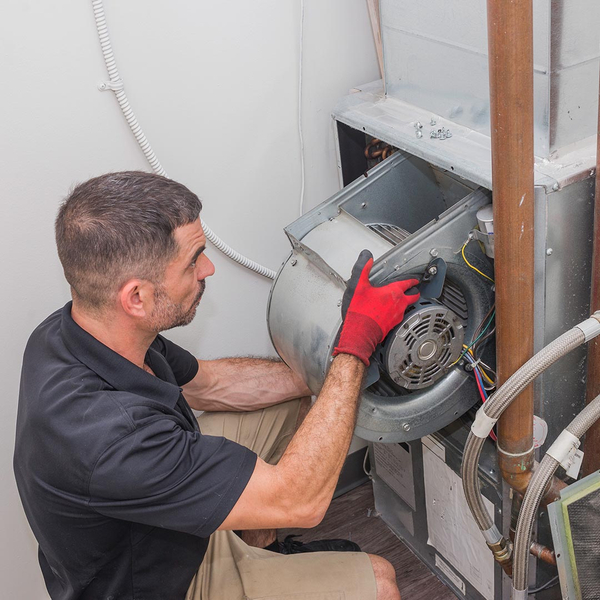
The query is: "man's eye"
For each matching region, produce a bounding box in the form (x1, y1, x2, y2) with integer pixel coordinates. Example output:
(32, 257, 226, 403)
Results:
(190, 260, 197, 268)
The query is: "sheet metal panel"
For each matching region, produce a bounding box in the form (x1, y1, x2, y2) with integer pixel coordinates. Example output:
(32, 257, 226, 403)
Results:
(379, 0, 600, 157)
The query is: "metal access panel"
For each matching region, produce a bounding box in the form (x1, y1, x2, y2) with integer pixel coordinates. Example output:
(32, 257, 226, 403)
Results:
(369, 421, 503, 600)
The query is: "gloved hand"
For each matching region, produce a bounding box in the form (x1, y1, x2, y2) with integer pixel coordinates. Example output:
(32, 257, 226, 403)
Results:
(333, 250, 420, 366)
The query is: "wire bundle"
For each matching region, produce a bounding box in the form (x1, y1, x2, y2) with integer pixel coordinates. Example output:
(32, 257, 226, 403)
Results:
(454, 238, 498, 438)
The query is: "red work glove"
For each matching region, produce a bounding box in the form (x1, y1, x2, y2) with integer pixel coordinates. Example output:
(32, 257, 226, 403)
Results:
(333, 250, 420, 366)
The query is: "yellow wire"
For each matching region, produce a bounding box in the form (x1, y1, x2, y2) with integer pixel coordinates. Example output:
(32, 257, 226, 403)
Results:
(465, 347, 495, 386)
(461, 242, 494, 283)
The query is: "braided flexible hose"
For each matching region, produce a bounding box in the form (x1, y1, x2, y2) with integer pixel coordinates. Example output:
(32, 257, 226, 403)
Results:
(512, 394, 600, 594)
(462, 328, 585, 534)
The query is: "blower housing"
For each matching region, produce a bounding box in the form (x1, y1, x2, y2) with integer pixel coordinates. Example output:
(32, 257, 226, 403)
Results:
(267, 152, 495, 442)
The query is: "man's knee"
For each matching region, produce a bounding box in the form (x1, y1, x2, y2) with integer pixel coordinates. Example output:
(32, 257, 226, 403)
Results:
(367, 554, 400, 600)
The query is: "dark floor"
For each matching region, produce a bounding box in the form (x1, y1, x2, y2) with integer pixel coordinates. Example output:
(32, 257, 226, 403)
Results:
(281, 481, 456, 599)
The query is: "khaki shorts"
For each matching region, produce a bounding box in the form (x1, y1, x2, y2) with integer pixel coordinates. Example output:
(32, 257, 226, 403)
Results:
(186, 399, 377, 600)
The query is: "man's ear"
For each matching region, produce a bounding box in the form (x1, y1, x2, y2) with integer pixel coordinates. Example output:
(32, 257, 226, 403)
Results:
(118, 279, 153, 318)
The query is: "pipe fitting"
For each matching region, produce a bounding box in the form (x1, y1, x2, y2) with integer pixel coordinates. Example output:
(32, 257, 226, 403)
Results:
(529, 542, 556, 566)
(497, 449, 535, 494)
(487, 537, 513, 577)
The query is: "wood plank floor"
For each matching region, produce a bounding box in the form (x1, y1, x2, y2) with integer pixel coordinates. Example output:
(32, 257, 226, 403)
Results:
(281, 482, 456, 599)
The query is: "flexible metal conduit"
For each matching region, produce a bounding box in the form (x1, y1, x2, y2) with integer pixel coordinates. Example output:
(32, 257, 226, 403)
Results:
(91, 0, 276, 280)
(512, 394, 600, 598)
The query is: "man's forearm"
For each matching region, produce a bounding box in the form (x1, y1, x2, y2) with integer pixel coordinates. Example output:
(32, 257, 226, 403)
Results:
(217, 353, 366, 531)
(275, 354, 365, 521)
(183, 357, 312, 411)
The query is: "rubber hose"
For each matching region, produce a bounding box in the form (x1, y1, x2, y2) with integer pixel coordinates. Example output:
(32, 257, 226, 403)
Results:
(91, 0, 276, 279)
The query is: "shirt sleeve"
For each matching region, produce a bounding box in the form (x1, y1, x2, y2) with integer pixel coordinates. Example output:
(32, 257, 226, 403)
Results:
(88, 418, 257, 538)
(150, 335, 199, 386)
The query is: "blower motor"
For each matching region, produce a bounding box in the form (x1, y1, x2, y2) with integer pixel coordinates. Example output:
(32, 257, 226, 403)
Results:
(267, 152, 495, 442)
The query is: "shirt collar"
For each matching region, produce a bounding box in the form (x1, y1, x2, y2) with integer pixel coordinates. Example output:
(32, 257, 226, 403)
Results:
(60, 302, 181, 408)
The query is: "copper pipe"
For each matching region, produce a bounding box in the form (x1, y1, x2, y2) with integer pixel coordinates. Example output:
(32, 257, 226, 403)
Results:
(582, 64, 600, 477)
(487, 0, 536, 485)
(529, 542, 557, 566)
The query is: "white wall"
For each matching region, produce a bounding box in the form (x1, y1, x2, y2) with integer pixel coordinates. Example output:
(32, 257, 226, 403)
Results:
(0, 1, 378, 597)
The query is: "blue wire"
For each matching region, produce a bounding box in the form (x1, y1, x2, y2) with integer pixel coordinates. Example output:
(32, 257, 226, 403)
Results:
(465, 353, 488, 400)
(474, 368, 488, 399)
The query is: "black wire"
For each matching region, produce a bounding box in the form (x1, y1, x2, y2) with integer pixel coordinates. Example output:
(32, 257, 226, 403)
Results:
(528, 574, 560, 595)
(473, 304, 495, 339)
(472, 326, 496, 356)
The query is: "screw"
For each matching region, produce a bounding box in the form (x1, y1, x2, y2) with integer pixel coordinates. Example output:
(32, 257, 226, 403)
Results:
(430, 130, 438, 139)
(337, 299, 342, 307)
(291, 259, 297, 266)
(394, 265, 400, 271)
(414, 121, 423, 130)
(361, 202, 367, 209)
(430, 117, 437, 126)
(402, 423, 411, 432)
(552, 183, 559, 192)
(446, 130, 453, 138)
(428, 266, 438, 275)
(416, 130, 423, 139)
(546, 248, 553, 256)
(430, 248, 439, 257)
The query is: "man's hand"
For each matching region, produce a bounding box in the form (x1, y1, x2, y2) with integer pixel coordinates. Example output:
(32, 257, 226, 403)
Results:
(333, 250, 420, 366)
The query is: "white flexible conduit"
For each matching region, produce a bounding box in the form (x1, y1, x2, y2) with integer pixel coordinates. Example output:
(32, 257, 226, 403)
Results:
(91, 0, 276, 279)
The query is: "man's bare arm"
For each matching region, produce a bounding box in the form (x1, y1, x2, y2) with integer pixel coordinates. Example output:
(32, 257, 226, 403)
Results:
(214, 251, 419, 531)
(182, 357, 311, 412)
(218, 353, 365, 530)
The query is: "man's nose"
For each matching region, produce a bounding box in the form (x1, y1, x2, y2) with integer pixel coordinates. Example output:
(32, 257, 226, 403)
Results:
(198, 254, 215, 279)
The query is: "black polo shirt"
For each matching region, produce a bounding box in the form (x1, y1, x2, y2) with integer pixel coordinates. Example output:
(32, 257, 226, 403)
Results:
(14, 303, 257, 600)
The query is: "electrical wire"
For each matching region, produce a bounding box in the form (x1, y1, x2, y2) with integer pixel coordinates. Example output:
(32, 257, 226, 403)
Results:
(297, 0, 306, 217)
(362, 447, 372, 479)
(470, 359, 497, 441)
(451, 309, 496, 366)
(465, 348, 495, 387)
(528, 575, 559, 595)
(90, 0, 276, 279)
(461, 241, 494, 283)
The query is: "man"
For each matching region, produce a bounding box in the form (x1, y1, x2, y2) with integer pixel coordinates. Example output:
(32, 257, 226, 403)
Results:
(14, 172, 419, 600)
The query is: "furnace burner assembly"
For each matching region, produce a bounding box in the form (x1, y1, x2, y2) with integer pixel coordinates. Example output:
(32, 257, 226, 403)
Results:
(268, 152, 495, 443)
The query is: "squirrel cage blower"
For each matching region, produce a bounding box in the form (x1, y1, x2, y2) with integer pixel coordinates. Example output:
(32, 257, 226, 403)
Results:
(267, 152, 495, 443)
